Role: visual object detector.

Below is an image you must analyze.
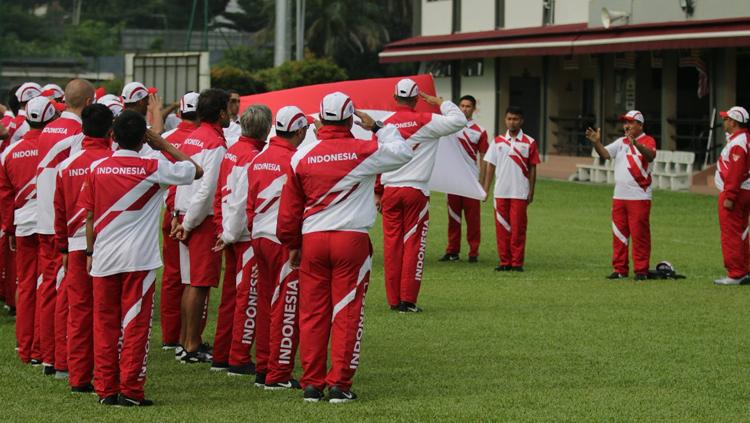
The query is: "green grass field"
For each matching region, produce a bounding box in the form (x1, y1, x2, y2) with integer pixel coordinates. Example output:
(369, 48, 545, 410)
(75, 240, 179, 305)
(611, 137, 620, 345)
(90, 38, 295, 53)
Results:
(1, 179, 747, 421)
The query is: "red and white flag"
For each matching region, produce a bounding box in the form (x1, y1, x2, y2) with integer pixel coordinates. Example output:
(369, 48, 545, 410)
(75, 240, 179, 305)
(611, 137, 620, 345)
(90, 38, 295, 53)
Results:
(240, 74, 486, 199)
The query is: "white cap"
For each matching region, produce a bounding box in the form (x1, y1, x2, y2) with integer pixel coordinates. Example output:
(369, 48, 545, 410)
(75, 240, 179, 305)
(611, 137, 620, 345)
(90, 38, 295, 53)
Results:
(619, 110, 644, 124)
(395, 78, 419, 98)
(319, 91, 354, 121)
(41, 84, 64, 99)
(275, 106, 311, 132)
(179, 92, 200, 114)
(121, 82, 157, 104)
(720, 106, 749, 124)
(97, 94, 124, 117)
(25, 96, 57, 123)
(16, 82, 42, 103)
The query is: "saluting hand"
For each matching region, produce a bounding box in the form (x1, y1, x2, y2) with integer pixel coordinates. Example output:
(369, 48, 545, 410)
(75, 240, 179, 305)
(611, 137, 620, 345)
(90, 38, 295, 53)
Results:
(585, 127, 601, 144)
(419, 92, 443, 107)
(354, 110, 376, 131)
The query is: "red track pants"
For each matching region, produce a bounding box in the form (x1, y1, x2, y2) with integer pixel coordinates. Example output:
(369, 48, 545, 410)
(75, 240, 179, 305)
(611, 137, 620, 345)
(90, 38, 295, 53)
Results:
(494, 198, 529, 267)
(67, 251, 93, 387)
(227, 241, 258, 367)
(55, 262, 68, 371)
(37, 234, 61, 366)
(255, 238, 299, 384)
(719, 191, 750, 279)
(2, 235, 16, 308)
(212, 246, 238, 364)
(93, 270, 156, 401)
(15, 235, 39, 363)
(446, 194, 481, 257)
(612, 199, 651, 275)
(159, 213, 183, 346)
(382, 186, 429, 307)
(299, 231, 371, 391)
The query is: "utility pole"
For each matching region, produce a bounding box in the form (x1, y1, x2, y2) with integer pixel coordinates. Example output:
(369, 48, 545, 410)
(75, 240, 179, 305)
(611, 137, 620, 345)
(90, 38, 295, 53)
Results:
(274, 0, 289, 66)
(295, 0, 305, 60)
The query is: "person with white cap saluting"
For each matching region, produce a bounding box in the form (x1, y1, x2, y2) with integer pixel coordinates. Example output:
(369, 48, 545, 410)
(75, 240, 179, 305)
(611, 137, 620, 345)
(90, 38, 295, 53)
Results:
(586, 110, 657, 281)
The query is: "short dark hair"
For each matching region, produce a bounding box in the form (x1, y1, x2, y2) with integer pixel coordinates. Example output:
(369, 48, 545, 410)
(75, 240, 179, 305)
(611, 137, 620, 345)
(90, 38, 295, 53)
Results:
(197, 88, 230, 123)
(227, 89, 239, 96)
(276, 129, 295, 138)
(112, 110, 147, 150)
(459, 95, 477, 107)
(320, 117, 350, 127)
(181, 111, 197, 121)
(505, 106, 524, 117)
(8, 84, 21, 115)
(82, 104, 114, 138)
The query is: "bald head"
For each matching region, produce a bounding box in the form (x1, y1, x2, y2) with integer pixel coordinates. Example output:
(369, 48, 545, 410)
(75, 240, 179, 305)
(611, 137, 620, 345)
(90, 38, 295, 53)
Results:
(64, 79, 95, 110)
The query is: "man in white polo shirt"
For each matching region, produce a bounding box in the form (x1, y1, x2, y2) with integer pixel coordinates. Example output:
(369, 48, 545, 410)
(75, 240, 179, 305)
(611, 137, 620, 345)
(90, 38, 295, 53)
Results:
(585, 110, 656, 281)
(713, 106, 750, 285)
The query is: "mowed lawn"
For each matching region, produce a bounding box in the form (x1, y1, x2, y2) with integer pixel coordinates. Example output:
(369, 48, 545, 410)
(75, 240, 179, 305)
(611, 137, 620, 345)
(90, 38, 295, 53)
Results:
(1, 179, 748, 421)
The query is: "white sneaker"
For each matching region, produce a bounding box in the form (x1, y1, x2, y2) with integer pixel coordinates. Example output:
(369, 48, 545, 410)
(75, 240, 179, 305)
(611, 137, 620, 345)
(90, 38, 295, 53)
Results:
(714, 275, 748, 285)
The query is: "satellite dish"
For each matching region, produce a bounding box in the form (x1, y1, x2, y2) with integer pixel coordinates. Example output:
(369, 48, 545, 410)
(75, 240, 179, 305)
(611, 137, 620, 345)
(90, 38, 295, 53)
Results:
(601, 7, 630, 29)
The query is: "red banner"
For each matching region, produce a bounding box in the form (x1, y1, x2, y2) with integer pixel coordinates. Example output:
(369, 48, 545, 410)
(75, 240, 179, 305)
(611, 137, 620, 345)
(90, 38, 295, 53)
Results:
(239, 74, 439, 116)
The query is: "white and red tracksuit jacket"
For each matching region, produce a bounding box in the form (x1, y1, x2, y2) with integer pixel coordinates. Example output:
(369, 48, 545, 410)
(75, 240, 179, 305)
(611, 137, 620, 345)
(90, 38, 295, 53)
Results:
(36, 112, 83, 236)
(0, 128, 42, 235)
(485, 129, 541, 200)
(454, 120, 489, 179)
(174, 122, 227, 232)
(277, 124, 413, 248)
(246, 137, 296, 241)
(379, 101, 467, 195)
(9, 110, 29, 146)
(213, 135, 265, 244)
(161, 121, 198, 213)
(78, 150, 198, 277)
(715, 130, 750, 200)
(53, 136, 113, 253)
(604, 133, 657, 200)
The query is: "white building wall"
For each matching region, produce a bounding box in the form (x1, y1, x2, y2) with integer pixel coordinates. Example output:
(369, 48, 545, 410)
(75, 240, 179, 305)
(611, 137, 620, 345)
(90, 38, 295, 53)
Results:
(433, 76, 453, 102)
(505, 0, 544, 28)
(460, 59, 496, 135)
(422, 0, 453, 36)
(555, 0, 590, 25)
(461, 0, 496, 32)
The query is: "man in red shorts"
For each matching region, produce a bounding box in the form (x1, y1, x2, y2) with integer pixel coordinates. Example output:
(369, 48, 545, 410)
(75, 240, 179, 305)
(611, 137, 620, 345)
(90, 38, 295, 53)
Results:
(171, 88, 230, 363)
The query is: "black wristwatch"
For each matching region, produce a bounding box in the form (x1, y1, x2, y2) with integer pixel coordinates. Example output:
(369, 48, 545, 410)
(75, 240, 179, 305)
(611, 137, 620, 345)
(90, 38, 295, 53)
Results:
(172, 210, 180, 218)
(85, 250, 93, 257)
(372, 121, 384, 134)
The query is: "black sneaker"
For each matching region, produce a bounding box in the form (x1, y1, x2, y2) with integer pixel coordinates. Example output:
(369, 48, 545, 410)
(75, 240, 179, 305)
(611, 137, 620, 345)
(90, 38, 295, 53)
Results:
(438, 253, 460, 262)
(328, 386, 358, 403)
(398, 302, 422, 313)
(389, 304, 400, 311)
(494, 265, 512, 271)
(210, 362, 229, 372)
(180, 351, 211, 364)
(161, 343, 179, 351)
(99, 394, 118, 406)
(174, 345, 186, 361)
(71, 383, 94, 393)
(468, 256, 478, 263)
(117, 394, 154, 407)
(227, 363, 256, 376)
(606, 272, 628, 280)
(42, 364, 56, 376)
(634, 273, 649, 281)
(511, 266, 524, 272)
(198, 342, 213, 355)
(303, 386, 324, 403)
(254, 372, 266, 387)
(30, 358, 41, 366)
(265, 379, 301, 390)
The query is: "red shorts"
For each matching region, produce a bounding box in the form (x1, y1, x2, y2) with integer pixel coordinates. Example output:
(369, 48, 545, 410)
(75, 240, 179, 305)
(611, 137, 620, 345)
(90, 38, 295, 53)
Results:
(179, 217, 221, 288)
